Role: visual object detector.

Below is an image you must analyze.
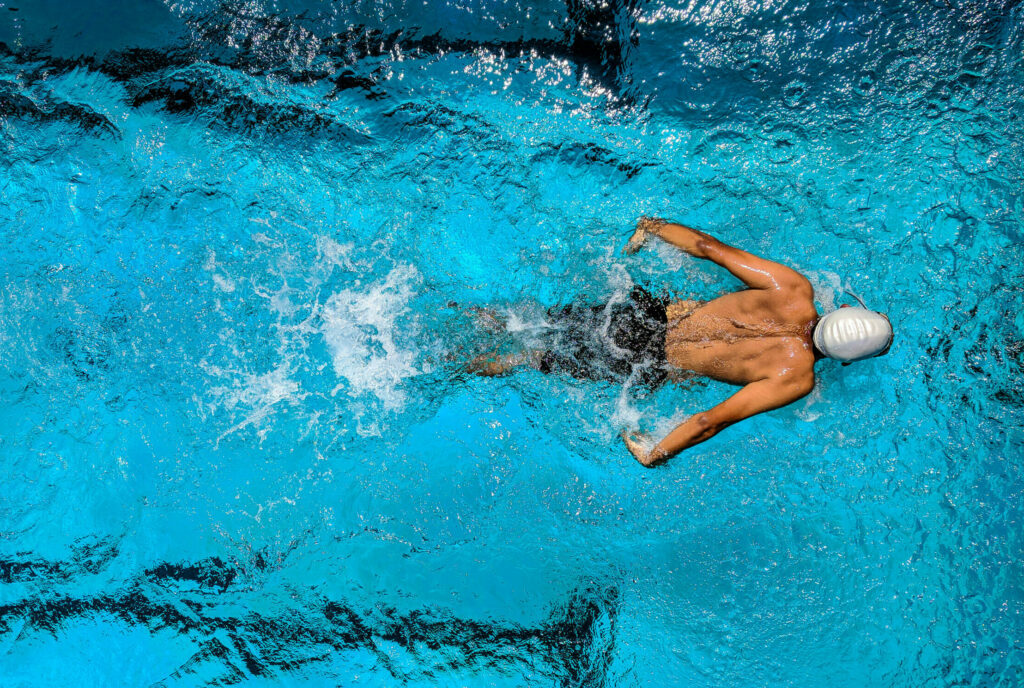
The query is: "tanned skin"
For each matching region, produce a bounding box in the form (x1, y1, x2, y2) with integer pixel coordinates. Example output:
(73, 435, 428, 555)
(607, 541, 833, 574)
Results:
(467, 216, 832, 467)
(620, 217, 819, 467)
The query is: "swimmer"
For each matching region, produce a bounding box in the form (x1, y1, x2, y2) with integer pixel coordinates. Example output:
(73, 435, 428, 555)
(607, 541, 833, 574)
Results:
(468, 217, 893, 468)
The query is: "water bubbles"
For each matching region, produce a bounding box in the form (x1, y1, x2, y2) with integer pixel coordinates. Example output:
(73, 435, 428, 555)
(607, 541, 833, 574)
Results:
(321, 263, 422, 411)
(855, 69, 876, 95)
(1, 0, 1022, 684)
(762, 122, 803, 164)
(782, 79, 807, 109)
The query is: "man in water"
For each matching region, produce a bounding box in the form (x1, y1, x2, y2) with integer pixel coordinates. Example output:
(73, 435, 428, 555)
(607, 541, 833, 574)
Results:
(471, 217, 893, 468)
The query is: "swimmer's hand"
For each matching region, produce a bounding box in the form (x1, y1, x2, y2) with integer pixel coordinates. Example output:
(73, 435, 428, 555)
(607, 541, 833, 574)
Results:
(623, 216, 667, 255)
(621, 430, 665, 468)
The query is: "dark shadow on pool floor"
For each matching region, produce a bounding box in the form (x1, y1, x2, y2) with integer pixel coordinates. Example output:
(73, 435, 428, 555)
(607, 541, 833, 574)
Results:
(1, 550, 621, 686)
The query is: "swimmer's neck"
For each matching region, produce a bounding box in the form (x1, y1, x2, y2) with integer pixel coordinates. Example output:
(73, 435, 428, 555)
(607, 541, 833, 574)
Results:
(808, 314, 829, 361)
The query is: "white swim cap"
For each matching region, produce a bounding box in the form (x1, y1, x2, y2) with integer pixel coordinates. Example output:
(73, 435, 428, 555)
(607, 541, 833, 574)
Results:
(813, 307, 893, 362)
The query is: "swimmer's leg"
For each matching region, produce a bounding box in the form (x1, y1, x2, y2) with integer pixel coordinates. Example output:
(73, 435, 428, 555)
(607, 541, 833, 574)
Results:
(466, 350, 545, 377)
(446, 301, 507, 333)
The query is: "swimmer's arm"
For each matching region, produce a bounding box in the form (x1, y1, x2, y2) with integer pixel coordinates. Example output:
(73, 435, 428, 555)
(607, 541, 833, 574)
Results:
(626, 217, 809, 292)
(624, 375, 813, 467)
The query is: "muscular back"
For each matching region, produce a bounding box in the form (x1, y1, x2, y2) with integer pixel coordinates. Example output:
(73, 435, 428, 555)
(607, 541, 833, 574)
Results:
(665, 286, 818, 386)
(621, 218, 821, 466)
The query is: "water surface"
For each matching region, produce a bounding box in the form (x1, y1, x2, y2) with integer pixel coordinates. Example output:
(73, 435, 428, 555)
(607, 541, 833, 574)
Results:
(1, 1, 1022, 685)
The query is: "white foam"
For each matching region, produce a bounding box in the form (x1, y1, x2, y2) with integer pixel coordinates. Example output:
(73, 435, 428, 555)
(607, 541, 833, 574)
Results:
(320, 263, 421, 413)
(602, 258, 635, 298)
(794, 382, 825, 422)
(806, 269, 843, 312)
(253, 280, 298, 317)
(503, 308, 551, 334)
(208, 363, 304, 443)
(204, 250, 237, 293)
(315, 236, 355, 273)
(610, 383, 644, 430)
(211, 273, 236, 293)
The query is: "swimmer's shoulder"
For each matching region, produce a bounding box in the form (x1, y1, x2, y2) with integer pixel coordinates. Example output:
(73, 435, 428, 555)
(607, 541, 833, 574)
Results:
(765, 264, 814, 296)
(774, 274, 817, 322)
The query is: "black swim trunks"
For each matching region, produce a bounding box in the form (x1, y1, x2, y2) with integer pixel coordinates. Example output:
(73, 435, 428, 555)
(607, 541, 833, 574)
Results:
(538, 286, 670, 387)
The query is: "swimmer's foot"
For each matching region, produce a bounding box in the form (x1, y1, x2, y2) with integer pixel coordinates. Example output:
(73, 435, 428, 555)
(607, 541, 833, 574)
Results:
(465, 350, 543, 377)
(466, 352, 515, 376)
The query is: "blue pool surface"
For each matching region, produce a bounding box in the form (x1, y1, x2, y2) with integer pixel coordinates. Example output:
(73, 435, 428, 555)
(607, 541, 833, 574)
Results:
(1, 0, 1022, 685)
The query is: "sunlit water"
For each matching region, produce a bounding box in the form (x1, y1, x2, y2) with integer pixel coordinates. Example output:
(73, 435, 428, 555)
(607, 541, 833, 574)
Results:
(1, 1, 1022, 686)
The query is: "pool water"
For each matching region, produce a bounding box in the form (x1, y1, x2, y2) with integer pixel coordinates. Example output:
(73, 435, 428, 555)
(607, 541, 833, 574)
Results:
(1, 0, 1022, 685)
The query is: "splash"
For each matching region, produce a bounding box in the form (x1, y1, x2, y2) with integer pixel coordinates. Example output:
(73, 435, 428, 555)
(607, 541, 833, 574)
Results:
(207, 363, 304, 444)
(320, 263, 421, 413)
(805, 269, 844, 312)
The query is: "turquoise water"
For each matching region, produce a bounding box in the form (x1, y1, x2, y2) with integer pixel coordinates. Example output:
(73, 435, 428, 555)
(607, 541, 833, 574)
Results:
(1, 1, 1022, 685)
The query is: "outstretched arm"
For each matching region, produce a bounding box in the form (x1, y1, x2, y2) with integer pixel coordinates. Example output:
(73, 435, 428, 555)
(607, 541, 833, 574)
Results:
(625, 217, 809, 292)
(622, 374, 813, 467)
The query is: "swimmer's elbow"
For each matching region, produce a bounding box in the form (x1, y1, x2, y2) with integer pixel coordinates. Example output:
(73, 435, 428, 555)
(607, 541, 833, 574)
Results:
(790, 375, 815, 399)
(693, 237, 721, 260)
(693, 413, 727, 442)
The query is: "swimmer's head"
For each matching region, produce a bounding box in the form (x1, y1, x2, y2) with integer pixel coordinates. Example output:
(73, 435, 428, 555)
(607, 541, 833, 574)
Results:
(813, 306, 893, 362)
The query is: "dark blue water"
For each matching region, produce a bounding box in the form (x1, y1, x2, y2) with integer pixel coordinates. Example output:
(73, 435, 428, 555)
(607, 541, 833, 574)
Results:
(1, 1, 1022, 686)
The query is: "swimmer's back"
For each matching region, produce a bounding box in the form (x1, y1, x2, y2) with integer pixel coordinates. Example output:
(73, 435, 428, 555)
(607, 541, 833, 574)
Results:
(664, 286, 817, 386)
